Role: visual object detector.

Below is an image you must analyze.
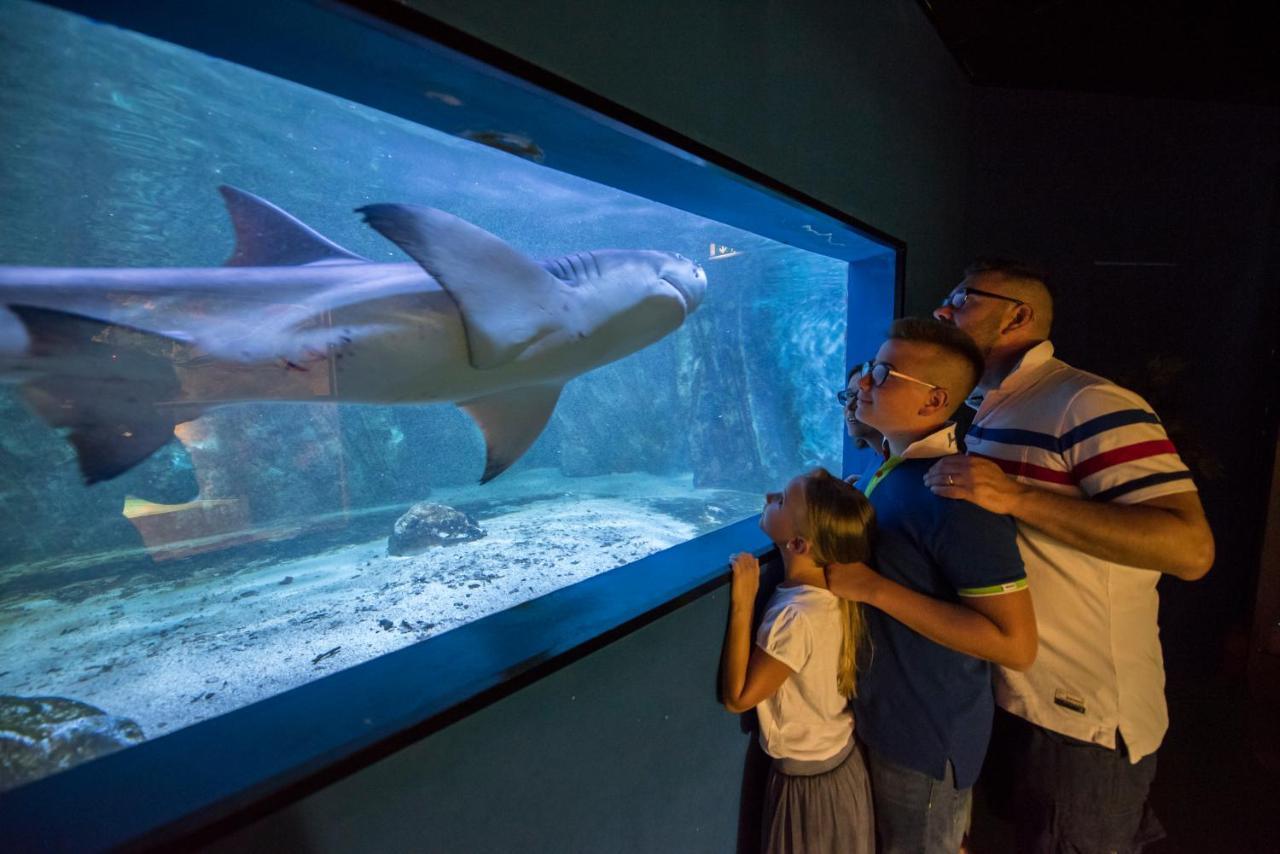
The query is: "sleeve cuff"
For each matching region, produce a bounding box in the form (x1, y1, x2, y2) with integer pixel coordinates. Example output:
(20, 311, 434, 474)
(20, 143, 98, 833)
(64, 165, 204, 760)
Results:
(958, 577, 1029, 598)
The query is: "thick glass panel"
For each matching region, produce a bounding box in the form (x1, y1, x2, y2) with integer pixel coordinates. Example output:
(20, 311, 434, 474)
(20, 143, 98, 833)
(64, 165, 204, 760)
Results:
(0, 0, 895, 794)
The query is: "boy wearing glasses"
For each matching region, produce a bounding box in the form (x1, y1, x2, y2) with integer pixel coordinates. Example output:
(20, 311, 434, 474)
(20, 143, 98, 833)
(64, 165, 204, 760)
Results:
(826, 317, 1037, 854)
(928, 259, 1213, 852)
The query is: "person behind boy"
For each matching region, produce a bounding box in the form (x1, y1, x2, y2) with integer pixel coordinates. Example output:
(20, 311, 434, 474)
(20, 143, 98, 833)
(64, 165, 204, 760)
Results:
(841, 360, 885, 454)
(928, 259, 1214, 851)
(826, 317, 1037, 854)
(721, 468, 876, 854)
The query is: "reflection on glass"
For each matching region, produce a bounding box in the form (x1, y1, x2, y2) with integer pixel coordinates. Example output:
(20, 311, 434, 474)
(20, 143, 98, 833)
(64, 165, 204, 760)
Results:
(0, 0, 869, 791)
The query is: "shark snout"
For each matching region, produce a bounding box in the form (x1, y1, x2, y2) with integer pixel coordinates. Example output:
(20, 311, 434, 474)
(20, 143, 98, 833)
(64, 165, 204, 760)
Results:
(660, 255, 707, 314)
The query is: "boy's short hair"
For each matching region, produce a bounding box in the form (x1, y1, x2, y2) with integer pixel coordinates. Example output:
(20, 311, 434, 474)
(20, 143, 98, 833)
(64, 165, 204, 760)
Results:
(887, 316, 985, 396)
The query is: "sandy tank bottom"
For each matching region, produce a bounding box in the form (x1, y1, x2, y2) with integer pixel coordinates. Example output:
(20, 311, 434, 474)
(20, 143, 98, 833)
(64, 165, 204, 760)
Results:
(0, 469, 759, 741)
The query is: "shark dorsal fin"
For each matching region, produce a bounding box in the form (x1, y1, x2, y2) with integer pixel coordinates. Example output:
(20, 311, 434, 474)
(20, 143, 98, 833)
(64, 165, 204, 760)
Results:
(357, 203, 579, 369)
(220, 185, 368, 267)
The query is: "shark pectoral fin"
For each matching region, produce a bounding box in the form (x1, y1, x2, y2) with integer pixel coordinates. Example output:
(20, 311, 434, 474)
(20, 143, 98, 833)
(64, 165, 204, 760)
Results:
(220, 185, 370, 267)
(7, 305, 197, 484)
(457, 384, 564, 484)
(357, 204, 572, 370)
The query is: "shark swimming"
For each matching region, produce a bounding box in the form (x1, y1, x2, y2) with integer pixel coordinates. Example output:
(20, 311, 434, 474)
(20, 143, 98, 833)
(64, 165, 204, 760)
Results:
(0, 186, 707, 484)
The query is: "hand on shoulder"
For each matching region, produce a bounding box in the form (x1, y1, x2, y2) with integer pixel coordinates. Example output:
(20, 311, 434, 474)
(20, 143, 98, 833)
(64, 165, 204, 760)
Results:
(825, 560, 880, 604)
(924, 455, 1027, 516)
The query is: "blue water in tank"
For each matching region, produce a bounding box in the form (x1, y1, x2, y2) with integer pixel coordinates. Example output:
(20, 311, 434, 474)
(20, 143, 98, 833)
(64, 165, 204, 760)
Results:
(0, 0, 875, 791)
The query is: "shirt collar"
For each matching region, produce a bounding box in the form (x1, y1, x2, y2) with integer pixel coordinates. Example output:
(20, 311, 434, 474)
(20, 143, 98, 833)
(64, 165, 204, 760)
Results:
(967, 340, 1055, 410)
(898, 423, 959, 460)
(1008, 339, 1055, 377)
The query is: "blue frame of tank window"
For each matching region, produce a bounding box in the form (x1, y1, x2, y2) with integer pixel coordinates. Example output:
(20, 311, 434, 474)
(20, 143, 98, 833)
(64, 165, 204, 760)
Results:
(0, 1, 905, 849)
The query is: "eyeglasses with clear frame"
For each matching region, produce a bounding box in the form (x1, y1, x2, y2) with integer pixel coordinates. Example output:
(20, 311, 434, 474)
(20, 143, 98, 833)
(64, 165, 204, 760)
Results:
(836, 361, 943, 404)
(939, 286, 1024, 311)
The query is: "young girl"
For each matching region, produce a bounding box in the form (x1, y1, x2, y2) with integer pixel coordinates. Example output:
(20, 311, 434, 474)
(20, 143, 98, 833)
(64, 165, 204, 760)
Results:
(721, 467, 875, 854)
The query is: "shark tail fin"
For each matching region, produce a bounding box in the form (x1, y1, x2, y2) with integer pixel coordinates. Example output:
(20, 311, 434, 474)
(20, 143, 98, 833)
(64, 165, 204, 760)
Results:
(8, 305, 198, 484)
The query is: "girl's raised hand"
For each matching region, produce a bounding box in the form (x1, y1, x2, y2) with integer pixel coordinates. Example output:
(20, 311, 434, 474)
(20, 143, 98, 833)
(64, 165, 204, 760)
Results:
(729, 552, 760, 604)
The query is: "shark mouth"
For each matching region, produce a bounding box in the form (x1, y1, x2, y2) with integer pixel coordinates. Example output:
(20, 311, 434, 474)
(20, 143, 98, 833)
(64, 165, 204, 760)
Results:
(659, 275, 693, 312)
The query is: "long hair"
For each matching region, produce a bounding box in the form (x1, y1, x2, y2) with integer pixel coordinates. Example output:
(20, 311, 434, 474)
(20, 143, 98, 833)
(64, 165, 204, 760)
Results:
(800, 468, 875, 698)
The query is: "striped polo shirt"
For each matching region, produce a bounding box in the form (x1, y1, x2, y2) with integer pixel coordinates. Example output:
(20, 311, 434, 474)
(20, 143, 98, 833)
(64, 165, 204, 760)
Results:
(965, 341, 1197, 762)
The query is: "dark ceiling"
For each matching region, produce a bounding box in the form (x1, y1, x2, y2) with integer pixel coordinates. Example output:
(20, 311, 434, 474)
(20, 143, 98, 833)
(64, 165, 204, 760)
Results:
(918, 0, 1278, 105)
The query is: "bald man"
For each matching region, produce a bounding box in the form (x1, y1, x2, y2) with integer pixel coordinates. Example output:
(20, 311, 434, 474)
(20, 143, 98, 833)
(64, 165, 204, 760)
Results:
(929, 258, 1214, 852)
(826, 317, 1036, 854)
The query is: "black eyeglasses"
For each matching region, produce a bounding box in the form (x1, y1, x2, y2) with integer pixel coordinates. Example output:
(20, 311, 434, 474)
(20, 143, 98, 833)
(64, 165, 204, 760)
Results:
(939, 286, 1024, 310)
(836, 361, 942, 404)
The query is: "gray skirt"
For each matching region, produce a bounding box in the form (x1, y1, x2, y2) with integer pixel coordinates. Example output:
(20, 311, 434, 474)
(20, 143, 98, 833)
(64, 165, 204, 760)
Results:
(762, 737, 875, 854)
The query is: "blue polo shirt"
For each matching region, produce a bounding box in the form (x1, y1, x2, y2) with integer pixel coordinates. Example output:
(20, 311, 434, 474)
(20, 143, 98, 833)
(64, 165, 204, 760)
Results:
(852, 426, 1026, 789)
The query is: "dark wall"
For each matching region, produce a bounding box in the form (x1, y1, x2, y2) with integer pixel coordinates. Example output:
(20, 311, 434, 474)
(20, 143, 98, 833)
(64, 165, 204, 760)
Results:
(207, 585, 765, 853)
(963, 88, 1280, 672)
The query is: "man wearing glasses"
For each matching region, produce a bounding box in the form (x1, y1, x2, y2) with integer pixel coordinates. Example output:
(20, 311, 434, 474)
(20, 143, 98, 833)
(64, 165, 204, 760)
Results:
(827, 317, 1037, 853)
(929, 258, 1214, 852)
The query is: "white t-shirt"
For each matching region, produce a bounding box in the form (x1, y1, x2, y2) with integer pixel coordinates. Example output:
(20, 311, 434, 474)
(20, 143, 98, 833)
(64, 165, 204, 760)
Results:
(754, 583, 853, 761)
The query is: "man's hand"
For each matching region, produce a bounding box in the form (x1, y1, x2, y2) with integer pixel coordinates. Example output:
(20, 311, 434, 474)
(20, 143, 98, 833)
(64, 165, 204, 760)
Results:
(927, 455, 1214, 578)
(825, 560, 881, 604)
(729, 553, 760, 605)
(925, 455, 1027, 515)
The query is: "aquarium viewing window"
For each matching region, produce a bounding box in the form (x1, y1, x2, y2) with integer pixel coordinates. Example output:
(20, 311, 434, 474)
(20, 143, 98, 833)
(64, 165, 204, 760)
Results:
(0, 0, 900, 847)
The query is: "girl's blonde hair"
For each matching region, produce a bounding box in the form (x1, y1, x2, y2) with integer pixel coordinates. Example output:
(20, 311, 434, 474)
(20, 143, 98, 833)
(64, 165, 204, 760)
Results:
(800, 468, 875, 698)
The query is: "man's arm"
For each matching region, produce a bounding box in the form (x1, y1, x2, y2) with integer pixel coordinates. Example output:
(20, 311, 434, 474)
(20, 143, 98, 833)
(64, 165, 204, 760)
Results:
(825, 561, 1038, 670)
(925, 456, 1214, 580)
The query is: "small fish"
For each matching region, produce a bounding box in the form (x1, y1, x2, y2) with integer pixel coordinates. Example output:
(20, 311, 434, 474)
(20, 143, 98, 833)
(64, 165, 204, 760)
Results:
(459, 129, 545, 162)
